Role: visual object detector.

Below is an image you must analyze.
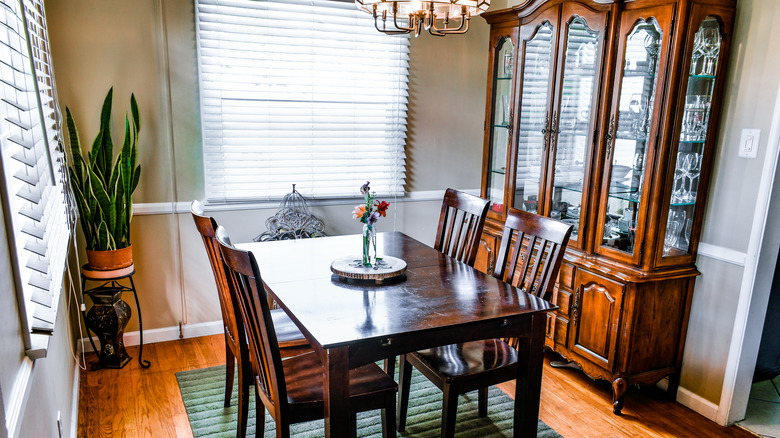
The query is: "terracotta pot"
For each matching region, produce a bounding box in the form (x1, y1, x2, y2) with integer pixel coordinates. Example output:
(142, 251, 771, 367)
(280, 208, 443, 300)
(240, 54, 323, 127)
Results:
(86, 245, 133, 271)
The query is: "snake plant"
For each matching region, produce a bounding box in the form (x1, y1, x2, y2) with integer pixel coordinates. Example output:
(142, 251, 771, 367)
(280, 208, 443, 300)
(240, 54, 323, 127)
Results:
(67, 88, 141, 251)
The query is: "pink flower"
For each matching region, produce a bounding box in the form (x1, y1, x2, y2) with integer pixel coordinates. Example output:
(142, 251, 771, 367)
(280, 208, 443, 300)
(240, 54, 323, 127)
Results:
(352, 205, 366, 221)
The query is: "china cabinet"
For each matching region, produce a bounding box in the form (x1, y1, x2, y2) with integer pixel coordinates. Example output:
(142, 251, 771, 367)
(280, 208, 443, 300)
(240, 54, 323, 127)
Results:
(479, 0, 735, 413)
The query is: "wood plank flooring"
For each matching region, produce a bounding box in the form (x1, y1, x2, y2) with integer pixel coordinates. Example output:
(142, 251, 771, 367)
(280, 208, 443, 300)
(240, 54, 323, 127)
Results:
(78, 334, 756, 437)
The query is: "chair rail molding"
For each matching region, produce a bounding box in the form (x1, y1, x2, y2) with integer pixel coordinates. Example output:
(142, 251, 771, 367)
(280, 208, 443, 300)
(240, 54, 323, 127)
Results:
(132, 190, 483, 216)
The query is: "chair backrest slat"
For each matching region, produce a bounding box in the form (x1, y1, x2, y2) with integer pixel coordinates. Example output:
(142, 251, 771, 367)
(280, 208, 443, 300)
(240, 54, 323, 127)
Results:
(216, 227, 288, 418)
(493, 208, 573, 299)
(434, 189, 490, 267)
(190, 201, 244, 351)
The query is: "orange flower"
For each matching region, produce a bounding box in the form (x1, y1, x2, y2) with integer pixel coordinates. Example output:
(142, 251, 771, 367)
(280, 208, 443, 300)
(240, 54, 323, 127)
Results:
(352, 205, 366, 221)
(375, 200, 390, 217)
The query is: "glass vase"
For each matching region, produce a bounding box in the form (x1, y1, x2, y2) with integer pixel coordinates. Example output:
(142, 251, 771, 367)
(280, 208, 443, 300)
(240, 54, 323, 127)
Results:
(362, 224, 377, 267)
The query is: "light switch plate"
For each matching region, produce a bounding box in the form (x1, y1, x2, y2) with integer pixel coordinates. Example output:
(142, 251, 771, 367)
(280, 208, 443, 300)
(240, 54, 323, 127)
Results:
(739, 128, 760, 158)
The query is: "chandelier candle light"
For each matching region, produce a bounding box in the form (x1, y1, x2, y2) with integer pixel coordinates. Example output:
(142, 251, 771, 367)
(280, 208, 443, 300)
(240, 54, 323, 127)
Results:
(353, 181, 390, 267)
(355, 0, 490, 37)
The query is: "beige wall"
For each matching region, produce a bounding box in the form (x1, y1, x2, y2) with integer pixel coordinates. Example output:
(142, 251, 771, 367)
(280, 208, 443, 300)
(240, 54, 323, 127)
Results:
(46, 0, 488, 332)
(680, 0, 780, 404)
(43, 0, 780, 418)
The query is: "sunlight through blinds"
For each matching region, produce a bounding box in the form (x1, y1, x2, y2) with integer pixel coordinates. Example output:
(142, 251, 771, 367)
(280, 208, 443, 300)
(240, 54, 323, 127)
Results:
(195, 0, 409, 202)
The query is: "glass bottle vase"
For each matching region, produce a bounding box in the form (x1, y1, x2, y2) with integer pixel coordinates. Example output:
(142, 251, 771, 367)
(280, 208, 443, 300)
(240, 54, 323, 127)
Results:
(362, 224, 377, 267)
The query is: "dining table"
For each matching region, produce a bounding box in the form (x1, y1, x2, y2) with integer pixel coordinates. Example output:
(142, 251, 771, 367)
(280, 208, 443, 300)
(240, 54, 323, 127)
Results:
(236, 231, 556, 437)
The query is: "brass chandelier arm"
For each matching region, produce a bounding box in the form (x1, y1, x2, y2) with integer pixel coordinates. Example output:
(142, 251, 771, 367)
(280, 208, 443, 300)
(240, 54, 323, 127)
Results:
(430, 7, 470, 35)
(372, 4, 414, 35)
(366, 1, 475, 36)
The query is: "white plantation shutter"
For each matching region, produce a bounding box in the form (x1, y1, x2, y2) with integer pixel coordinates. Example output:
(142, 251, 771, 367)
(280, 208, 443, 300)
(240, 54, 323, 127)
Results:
(0, 0, 69, 339)
(195, 0, 409, 201)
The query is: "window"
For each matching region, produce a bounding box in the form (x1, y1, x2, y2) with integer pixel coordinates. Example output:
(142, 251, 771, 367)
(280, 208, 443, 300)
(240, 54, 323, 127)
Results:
(195, 0, 409, 202)
(0, 0, 69, 348)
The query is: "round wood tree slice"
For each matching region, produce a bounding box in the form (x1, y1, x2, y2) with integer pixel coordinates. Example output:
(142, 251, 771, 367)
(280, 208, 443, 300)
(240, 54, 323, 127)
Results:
(330, 255, 407, 282)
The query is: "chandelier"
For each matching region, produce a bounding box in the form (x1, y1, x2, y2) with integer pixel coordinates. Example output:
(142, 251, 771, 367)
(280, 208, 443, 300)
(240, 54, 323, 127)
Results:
(355, 0, 490, 37)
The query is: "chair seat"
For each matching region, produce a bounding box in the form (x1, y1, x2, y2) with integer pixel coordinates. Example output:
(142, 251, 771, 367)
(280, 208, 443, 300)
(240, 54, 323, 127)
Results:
(270, 308, 308, 348)
(413, 339, 517, 380)
(283, 352, 397, 408)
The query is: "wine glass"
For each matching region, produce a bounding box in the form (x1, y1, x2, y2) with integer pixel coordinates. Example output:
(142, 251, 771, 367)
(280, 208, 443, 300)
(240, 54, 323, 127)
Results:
(629, 94, 643, 136)
(679, 153, 694, 202)
(681, 217, 693, 252)
(701, 27, 721, 75)
(664, 209, 686, 256)
(690, 30, 705, 75)
(687, 152, 702, 202)
(672, 153, 688, 202)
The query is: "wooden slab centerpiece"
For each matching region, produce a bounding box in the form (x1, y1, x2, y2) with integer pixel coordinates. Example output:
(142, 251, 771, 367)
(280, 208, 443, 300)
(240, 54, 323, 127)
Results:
(330, 255, 407, 283)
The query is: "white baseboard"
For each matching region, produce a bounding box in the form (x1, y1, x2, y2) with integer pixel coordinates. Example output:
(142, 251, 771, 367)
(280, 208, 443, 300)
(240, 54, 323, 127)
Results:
(76, 320, 224, 353)
(6, 358, 33, 438)
(656, 378, 719, 421)
(69, 364, 79, 438)
(677, 386, 720, 421)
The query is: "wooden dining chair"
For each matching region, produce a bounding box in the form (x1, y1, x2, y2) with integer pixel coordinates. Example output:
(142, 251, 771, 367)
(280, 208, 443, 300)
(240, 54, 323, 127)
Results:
(190, 201, 309, 438)
(384, 189, 491, 379)
(215, 226, 398, 438)
(398, 208, 573, 437)
(434, 188, 491, 266)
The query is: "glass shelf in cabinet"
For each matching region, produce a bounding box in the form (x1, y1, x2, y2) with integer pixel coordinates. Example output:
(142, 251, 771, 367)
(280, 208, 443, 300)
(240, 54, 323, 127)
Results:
(490, 168, 507, 175)
(616, 133, 650, 142)
(670, 199, 696, 207)
(558, 131, 589, 137)
(623, 71, 657, 78)
(490, 123, 510, 128)
(554, 183, 584, 193)
(679, 139, 705, 144)
(495, 76, 512, 81)
(689, 74, 716, 79)
(608, 192, 641, 203)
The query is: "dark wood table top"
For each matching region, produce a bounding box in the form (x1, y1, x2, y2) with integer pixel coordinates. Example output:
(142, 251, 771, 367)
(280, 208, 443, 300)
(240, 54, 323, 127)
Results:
(237, 232, 556, 350)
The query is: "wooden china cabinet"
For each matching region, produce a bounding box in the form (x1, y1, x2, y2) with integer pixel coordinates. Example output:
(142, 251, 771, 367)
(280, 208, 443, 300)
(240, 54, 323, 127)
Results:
(478, 0, 735, 413)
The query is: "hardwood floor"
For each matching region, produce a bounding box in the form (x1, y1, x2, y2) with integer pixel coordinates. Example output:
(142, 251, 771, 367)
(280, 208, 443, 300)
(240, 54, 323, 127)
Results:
(78, 334, 756, 437)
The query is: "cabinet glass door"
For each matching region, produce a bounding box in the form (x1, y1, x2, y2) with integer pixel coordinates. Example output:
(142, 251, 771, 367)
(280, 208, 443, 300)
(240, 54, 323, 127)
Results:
(602, 19, 663, 254)
(662, 17, 722, 258)
(515, 22, 555, 215)
(486, 37, 515, 214)
(550, 16, 602, 244)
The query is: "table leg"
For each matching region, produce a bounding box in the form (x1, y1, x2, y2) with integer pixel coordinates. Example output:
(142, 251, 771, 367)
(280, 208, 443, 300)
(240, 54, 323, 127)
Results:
(323, 346, 350, 438)
(514, 313, 546, 438)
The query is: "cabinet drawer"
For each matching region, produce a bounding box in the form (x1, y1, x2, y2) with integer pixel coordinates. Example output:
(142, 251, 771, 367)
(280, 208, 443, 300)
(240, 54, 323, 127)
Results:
(558, 262, 575, 289)
(554, 287, 573, 318)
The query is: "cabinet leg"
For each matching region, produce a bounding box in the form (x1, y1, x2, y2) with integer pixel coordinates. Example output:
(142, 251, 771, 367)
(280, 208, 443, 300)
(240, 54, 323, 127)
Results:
(612, 377, 627, 415)
(666, 373, 680, 401)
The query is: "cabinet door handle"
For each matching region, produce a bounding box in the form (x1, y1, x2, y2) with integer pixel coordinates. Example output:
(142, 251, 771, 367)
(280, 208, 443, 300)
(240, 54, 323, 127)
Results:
(551, 110, 560, 135)
(572, 288, 580, 326)
(605, 114, 616, 158)
(541, 113, 551, 149)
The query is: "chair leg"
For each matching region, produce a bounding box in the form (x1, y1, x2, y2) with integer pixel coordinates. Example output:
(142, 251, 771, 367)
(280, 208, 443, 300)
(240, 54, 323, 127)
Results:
(224, 336, 235, 407)
(350, 412, 358, 438)
(478, 386, 488, 417)
(382, 391, 397, 438)
(384, 356, 396, 378)
(397, 354, 413, 432)
(236, 360, 249, 438)
(441, 385, 459, 438)
(254, 390, 265, 437)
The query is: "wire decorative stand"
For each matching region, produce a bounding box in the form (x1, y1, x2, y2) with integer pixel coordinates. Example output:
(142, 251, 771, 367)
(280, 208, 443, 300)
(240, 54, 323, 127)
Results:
(254, 184, 327, 242)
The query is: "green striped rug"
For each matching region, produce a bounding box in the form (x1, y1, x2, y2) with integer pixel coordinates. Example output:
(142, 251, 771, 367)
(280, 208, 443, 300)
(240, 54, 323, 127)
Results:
(176, 364, 562, 437)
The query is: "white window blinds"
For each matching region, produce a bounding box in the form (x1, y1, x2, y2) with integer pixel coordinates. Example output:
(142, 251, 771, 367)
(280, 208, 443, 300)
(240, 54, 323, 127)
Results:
(0, 0, 69, 337)
(195, 0, 409, 201)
